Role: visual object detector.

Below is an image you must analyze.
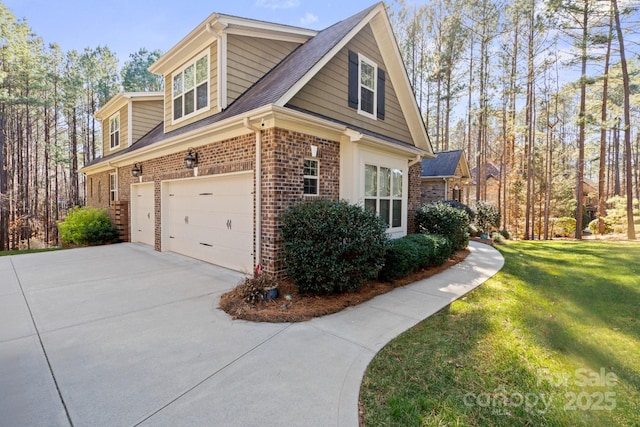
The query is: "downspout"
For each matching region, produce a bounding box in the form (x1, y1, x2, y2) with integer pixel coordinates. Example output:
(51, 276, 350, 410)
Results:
(243, 118, 262, 269)
(443, 177, 448, 201)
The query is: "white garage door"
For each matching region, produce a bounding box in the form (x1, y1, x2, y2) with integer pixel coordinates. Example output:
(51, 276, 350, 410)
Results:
(131, 182, 155, 246)
(163, 173, 253, 272)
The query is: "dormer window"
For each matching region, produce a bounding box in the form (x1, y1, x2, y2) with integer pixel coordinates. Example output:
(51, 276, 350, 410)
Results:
(109, 114, 120, 149)
(348, 50, 386, 120)
(172, 50, 209, 122)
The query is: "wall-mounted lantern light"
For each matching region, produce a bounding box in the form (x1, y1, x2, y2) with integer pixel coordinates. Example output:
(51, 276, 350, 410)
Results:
(184, 148, 198, 169)
(131, 163, 142, 177)
(310, 144, 319, 158)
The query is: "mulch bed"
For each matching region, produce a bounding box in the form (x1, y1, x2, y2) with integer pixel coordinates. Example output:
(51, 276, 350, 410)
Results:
(219, 248, 470, 323)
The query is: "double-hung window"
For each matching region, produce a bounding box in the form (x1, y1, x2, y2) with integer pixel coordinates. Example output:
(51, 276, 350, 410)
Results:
(348, 51, 385, 120)
(303, 159, 319, 195)
(173, 51, 209, 122)
(364, 164, 403, 228)
(109, 114, 120, 149)
(109, 172, 118, 203)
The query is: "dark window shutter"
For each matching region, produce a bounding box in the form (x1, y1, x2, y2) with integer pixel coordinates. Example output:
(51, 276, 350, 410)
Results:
(377, 69, 386, 120)
(348, 50, 359, 109)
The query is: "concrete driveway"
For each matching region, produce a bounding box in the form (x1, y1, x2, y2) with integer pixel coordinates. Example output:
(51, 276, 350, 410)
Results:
(1, 241, 503, 427)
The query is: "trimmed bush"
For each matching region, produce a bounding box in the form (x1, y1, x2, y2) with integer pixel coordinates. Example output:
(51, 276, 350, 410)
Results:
(280, 199, 388, 294)
(499, 229, 511, 240)
(378, 237, 422, 282)
(379, 233, 453, 282)
(588, 218, 614, 235)
(442, 200, 476, 221)
(58, 206, 119, 246)
(553, 217, 576, 237)
(474, 201, 500, 233)
(415, 202, 469, 251)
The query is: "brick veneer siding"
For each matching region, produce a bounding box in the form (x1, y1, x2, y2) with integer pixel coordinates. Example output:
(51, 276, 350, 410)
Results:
(408, 162, 422, 234)
(420, 180, 447, 205)
(260, 128, 340, 277)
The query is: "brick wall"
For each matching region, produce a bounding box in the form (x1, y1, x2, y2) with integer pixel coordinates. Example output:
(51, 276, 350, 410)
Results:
(260, 128, 340, 277)
(420, 180, 446, 205)
(408, 162, 422, 234)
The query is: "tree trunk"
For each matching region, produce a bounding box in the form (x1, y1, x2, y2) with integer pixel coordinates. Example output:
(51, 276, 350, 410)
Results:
(575, 1, 589, 240)
(598, 10, 613, 234)
(612, 0, 636, 240)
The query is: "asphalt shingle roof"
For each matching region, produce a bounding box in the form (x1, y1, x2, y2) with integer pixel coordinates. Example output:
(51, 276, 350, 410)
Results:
(421, 149, 464, 177)
(85, 3, 380, 168)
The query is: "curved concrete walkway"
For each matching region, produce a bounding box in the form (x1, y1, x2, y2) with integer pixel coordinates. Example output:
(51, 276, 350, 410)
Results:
(0, 241, 503, 427)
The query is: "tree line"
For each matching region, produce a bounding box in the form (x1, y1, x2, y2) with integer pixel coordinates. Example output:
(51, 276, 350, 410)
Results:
(0, 2, 161, 250)
(389, 0, 639, 240)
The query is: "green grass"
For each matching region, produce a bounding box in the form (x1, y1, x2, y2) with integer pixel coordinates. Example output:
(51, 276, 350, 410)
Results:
(360, 240, 640, 426)
(0, 247, 64, 257)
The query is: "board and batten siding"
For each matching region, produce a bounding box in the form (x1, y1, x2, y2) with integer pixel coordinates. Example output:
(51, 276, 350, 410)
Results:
(226, 35, 300, 105)
(131, 101, 163, 143)
(164, 42, 218, 133)
(103, 104, 129, 156)
(287, 24, 413, 145)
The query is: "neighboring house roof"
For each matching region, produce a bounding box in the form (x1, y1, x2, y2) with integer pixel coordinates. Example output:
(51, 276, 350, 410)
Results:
(83, 2, 432, 171)
(421, 149, 469, 179)
(470, 162, 501, 185)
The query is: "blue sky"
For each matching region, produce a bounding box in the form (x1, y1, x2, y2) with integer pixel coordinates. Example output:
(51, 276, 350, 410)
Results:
(3, 0, 378, 64)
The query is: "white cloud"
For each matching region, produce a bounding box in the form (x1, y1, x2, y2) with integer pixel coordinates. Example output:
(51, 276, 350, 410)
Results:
(254, 0, 300, 10)
(299, 12, 318, 26)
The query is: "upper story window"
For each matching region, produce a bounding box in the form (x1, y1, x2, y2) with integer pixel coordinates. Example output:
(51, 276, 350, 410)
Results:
(359, 56, 376, 117)
(109, 114, 120, 149)
(172, 50, 209, 122)
(303, 159, 319, 195)
(348, 50, 385, 120)
(364, 164, 403, 228)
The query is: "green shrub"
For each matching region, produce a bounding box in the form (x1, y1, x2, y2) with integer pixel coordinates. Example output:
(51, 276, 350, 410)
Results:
(588, 218, 614, 235)
(280, 199, 388, 294)
(474, 201, 501, 233)
(57, 206, 120, 246)
(379, 237, 422, 282)
(379, 233, 453, 282)
(468, 223, 479, 237)
(553, 217, 576, 237)
(415, 202, 469, 251)
(442, 200, 476, 221)
(491, 231, 505, 244)
(499, 229, 511, 239)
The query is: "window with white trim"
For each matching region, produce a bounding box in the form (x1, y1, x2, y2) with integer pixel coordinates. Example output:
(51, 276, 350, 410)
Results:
(364, 164, 403, 228)
(109, 114, 120, 149)
(359, 55, 376, 118)
(303, 159, 319, 195)
(109, 172, 118, 203)
(172, 50, 209, 122)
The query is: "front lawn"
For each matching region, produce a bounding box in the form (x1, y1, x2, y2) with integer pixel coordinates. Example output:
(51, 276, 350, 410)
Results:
(360, 240, 640, 426)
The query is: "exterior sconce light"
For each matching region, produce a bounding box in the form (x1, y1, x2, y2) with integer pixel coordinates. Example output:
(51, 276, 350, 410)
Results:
(131, 163, 142, 177)
(184, 148, 198, 169)
(310, 144, 318, 158)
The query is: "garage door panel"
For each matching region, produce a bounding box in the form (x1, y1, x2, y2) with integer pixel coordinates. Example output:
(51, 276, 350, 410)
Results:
(163, 174, 253, 272)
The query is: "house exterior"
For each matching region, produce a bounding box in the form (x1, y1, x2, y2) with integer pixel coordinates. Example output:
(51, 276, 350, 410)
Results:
(468, 162, 501, 207)
(420, 149, 470, 205)
(80, 2, 434, 276)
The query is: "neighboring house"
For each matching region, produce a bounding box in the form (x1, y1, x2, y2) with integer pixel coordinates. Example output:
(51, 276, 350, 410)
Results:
(420, 149, 470, 205)
(80, 2, 434, 276)
(583, 178, 598, 221)
(468, 162, 501, 207)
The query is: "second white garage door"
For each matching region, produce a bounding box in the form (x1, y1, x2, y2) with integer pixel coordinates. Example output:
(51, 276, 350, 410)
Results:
(162, 173, 253, 272)
(131, 182, 155, 246)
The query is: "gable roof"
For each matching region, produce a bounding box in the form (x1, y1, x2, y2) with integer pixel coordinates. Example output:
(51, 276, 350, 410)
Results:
(421, 150, 470, 178)
(83, 2, 432, 171)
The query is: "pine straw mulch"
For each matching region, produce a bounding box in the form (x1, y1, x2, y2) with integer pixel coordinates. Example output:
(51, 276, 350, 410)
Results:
(219, 248, 470, 323)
